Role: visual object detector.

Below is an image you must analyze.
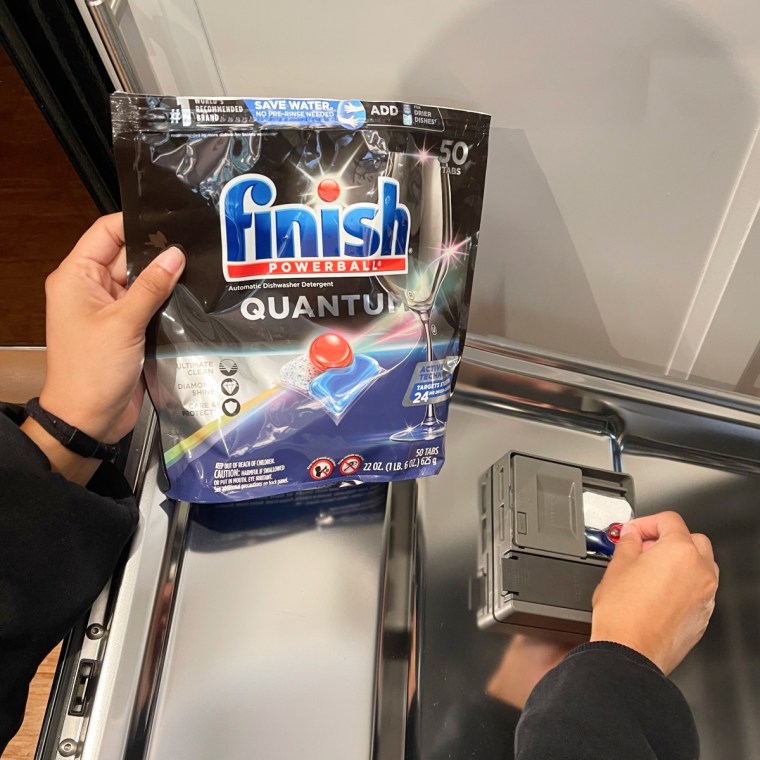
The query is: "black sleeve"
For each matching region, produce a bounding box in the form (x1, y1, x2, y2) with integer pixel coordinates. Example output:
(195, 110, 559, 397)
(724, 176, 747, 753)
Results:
(515, 642, 699, 759)
(0, 405, 138, 754)
(415, 693, 521, 760)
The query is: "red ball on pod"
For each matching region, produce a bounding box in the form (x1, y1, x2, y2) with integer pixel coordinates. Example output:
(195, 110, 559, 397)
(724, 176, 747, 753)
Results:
(607, 523, 623, 543)
(309, 333, 354, 372)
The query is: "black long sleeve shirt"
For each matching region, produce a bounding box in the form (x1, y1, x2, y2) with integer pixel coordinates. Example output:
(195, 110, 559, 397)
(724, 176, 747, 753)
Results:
(0, 405, 137, 754)
(0, 406, 698, 757)
(516, 641, 699, 759)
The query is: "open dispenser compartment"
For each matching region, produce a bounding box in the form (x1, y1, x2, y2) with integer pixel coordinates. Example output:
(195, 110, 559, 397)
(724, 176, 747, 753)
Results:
(476, 452, 635, 637)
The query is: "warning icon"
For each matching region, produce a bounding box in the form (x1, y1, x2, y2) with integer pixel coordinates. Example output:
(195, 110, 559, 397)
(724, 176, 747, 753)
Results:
(338, 454, 363, 476)
(308, 457, 334, 481)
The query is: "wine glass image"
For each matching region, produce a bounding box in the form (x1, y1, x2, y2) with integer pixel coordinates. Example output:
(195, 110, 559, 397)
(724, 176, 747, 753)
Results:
(376, 151, 453, 442)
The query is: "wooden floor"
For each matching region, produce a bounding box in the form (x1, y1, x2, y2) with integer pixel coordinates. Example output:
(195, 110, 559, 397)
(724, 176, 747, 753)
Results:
(0, 45, 99, 347)
(3, 647, 61, 760)
(1, 45, 99, 760)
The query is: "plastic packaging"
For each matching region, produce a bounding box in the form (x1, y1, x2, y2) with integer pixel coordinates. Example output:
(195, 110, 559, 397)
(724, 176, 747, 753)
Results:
(112, 93, 490, 503)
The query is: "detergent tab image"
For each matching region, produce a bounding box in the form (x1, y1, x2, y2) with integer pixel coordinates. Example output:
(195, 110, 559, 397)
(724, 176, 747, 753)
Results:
(475, 453, 635, 638)
(112, 93, 490, 503)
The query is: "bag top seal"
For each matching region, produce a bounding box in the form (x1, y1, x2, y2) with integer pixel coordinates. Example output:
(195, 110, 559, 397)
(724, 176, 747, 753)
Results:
(111, 92, 490, 138)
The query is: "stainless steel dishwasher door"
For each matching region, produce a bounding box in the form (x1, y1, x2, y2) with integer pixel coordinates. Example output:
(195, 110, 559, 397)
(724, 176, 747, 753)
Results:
(622, 454, 760, 760)
(142, 387, 617, 760)
(404, 343, 760, 760)
(40, 342, 760, 760)
(409, 400, 615, 759)
(144, 487, 389, 760)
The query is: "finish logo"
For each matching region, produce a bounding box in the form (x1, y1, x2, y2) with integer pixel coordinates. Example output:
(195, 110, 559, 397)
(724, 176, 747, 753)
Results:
(220, 174, 410, 281)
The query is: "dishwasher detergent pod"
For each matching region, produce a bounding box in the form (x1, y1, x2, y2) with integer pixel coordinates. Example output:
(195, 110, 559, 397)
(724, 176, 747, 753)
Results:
(112, 93, 490, 503)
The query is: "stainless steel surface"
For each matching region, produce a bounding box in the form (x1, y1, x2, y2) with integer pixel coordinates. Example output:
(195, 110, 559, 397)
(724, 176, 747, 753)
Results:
(373, 481, 417, 760)
(409, 400, 614, 758)
(125, 500, 191, 758)
(621, 454, 760, 760)
(466, 335, 760, 418)
(54, 342, 760, 759)
(79, 435, 176, 760)
(405, 343, 760, 759)
(460, 341, 760, 473)
(144, 485, 390, 760)
(92, 1, 760, 397)
(122, 394, 160, 497)
(85, 0, 142, 92)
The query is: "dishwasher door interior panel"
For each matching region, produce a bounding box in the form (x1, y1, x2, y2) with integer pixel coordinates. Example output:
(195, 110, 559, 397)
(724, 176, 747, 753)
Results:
(409, 404, 614, 760)
(40, 342, 760, 760)
(145, 487, 389, 760)
(405, 345, 760, 760)
(620, 454, 760, 760)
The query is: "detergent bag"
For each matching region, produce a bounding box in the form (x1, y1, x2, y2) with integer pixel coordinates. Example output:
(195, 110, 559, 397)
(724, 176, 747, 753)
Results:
(112, 93, 490, 503)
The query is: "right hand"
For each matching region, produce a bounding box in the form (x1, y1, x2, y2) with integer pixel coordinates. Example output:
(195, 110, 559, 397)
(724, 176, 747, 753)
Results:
(589, 511, 719, 675)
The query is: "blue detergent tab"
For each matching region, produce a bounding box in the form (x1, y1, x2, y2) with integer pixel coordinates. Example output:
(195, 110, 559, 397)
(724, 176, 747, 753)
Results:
(309, 355, 383, 418)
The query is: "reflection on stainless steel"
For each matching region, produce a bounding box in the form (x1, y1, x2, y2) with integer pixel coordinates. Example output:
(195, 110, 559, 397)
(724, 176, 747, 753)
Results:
(373, 481, 417, 760)
(125, 500, 191, 758)
(43, 340, 760, 760)
(122, 395, 158, 496)
(409, 392, 613, 759)
(85, 0, 142, 93)
(621, 456, 760, 760)
(405, 342, 760, 760)
(144, 485, 388, 759)
(465, 335, 760, 417)
(460, 342, 760, 474)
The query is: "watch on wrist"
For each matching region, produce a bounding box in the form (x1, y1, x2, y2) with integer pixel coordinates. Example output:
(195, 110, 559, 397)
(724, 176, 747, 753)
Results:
(25, 397, 119, 462)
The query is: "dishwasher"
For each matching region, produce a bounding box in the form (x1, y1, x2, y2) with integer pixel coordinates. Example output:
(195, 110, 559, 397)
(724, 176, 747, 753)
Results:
(33, 334, 760, 760)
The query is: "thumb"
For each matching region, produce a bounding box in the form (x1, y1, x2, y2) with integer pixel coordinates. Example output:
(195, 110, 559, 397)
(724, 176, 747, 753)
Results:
(609, 522, 643, 564)
(119, 247, 185, 331)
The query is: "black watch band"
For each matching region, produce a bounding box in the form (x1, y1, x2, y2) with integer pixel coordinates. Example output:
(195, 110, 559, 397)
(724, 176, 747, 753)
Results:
(25, 397, 119, 462)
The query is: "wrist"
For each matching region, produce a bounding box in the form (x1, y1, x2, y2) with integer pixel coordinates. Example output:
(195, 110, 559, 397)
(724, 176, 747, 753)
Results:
(26, 396, 121, 464)
(39, 388, 116, 443)
(589, 629, 660, 670)
(21, 416, 101, 486)
(573, 640, 666, 675)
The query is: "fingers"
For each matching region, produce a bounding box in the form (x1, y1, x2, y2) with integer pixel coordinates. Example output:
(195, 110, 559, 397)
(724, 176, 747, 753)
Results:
(117, 247, 185, 332)
(623, 513, 717, 574)
(68, 213, 125, 266)
(691, 533, 714, 563)
(626, 511, 690, 542)
(691, 534, 719, 583)
(607, 522, 642, 563)
(108, 245, 128, 287)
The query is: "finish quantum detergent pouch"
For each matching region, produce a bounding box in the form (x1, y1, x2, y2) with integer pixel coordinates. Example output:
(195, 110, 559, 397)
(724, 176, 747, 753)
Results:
(112, 93, 490, 503)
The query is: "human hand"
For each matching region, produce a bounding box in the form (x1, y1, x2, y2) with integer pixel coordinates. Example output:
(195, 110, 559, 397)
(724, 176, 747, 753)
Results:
(590, 511, 719, 675)
(38, 213, 184, 443)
